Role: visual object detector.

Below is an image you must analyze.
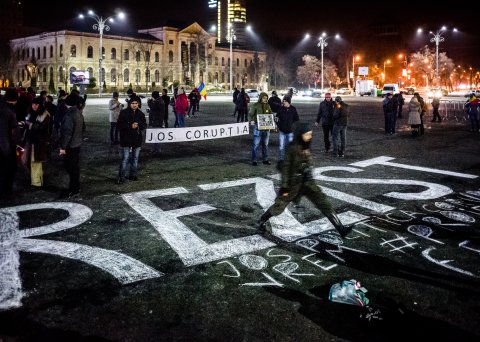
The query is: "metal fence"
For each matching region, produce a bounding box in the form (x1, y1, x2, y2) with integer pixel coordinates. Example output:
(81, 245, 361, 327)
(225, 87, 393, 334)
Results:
(439, 99, 468, 123)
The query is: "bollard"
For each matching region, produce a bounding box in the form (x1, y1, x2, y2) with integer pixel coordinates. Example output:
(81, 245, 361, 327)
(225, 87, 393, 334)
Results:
(0, 210, 22, 310)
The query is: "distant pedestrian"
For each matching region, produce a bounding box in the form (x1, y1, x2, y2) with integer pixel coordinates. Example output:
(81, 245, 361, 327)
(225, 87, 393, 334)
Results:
(407, 96, 422, 137)
(235, 88, 248, 123)
(332, 96, 349, 157)
(397, 91, 405, 118)
(232, 87, 240, 117)
(175, 88, 189, 127)
(274, 96, 299, 168)
(161, 89, 170, 128)
(256, 122, 352, 238)
(464, 93, 480, 132)
(414, 92, 426, 135)
(147, 91, 165, 155)
(431, 96, 442, 122)
(268, 90, 282, 113)
(108, 91, 122, 144)
(116, 96, 147, 184)
(315, 92, 335, 153)
(187, 89, 199, 118)
(382, 93, 397, 135)
(58, 93, 85, 197)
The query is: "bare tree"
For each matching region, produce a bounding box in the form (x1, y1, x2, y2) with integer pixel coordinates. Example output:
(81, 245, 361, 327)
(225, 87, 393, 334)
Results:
(266, 48, 289, 89)
(410, 46, 435, 88)
(323, 59, 340, 89)
(0, 42, 22, 87)
(296, 55, 321, 88)
(247, 51, 261, 87)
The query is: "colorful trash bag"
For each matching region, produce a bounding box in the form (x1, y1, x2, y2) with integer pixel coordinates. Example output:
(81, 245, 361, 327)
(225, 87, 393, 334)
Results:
(329, 279, 369, 307)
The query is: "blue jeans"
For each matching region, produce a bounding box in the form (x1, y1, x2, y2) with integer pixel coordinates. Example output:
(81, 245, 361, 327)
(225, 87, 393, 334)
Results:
(332, 125, 347, 155)
(119, 146, 141, 179)
(177, 114, 186, 127)
(278, 131, 293, 161)
(251, 126, 270, 162)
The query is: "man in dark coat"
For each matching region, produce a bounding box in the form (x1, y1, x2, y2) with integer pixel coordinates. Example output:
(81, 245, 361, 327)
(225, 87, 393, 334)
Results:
(257, 122, 351, 238)
(116, 96, 147, 183)
(332, 96, 349, 157)
(0, 88, 19, 199)
(147, 91, 165, 155)
(315, 92, 335, 152)
(161, 89, 170, 128)
(275, 96, 299, 167)
(58, 93, 85, 197)
(268, 90, 282, 113)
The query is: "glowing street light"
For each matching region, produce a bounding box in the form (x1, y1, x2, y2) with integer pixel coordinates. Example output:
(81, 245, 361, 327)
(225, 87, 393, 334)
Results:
(317, 32, 340, 92)
(79, 10, 125, 97)
(352, 54, 361, 88)
(383, 60, 391, 82)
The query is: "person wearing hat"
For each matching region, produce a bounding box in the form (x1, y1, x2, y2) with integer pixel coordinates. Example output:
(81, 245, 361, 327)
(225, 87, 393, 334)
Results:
(116, 95, 147, 183)
(0, 88, 19, 199)
(332, 96, 349, 157)
(315, 92, 335, 153)
(108, 91, 122, 144)
(147, 90, 165, 155)
(274, 95, 299, 168)
(58, 92, 85, 197)
(257, 122, 351, 238)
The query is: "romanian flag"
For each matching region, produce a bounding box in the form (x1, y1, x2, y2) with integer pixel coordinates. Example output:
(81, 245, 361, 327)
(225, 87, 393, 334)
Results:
(198, 82, 207, 100)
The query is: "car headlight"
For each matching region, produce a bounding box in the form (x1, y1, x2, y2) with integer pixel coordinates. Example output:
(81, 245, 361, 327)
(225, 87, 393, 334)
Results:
(435, 91, 442, 98)
(427, 91, 433, 97)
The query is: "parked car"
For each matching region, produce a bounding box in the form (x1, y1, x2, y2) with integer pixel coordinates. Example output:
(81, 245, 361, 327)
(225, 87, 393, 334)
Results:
(336, 88, 353, 95)
(464, 89, 480, 97)
(245, 89, 260, 101)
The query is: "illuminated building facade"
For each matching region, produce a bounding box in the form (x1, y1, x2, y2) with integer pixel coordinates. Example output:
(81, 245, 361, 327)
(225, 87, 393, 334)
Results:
(208, 0, 247, 46)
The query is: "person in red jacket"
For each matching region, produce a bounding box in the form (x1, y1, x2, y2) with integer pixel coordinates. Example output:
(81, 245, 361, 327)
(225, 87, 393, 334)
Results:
(175, 88, 189, 127)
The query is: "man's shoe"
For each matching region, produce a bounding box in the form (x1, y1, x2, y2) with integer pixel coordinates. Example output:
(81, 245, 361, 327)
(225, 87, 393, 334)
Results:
(338, 225, 352, 238)
(116, 178, 124, 184)
(252, 161, 258, 166)
(262, 160, 271, 165)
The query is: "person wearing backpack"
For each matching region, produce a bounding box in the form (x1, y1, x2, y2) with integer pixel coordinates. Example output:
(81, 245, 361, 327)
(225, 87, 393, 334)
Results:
(431, 96, 442, 122)
(464, 93, 479, 132)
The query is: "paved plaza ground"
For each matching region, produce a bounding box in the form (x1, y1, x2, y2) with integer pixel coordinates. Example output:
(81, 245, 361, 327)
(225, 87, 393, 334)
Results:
(1, 94, 480, 341)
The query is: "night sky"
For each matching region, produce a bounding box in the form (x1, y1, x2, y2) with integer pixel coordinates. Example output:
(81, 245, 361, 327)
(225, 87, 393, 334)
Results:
(22, 0, 480, 67)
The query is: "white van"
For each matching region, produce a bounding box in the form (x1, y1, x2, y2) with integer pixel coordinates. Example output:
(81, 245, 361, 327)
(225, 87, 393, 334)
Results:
(381, 84, 399, 97)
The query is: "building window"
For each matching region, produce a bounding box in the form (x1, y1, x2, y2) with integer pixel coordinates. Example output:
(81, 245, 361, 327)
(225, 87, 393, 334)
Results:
(32, 48, 35, 59)
(70, 45, 76, 57)
(155, 52, 159, 62)
(58, 67, 64, 82)
(221, 72, 225, 83)
(37, 47, 40, 59)
(42, 68, 46, 82)
(87, 67, 94, 78)
(237, 58, 239, 67)
(22, 49, 25, 60)
(208, 54, 212, 65)
(87, 46, 93, 58)
(169, 40, 174, 45)
(215, 57, 218, 66)
(59, 44, 63, 57)
(50, 46, 53, 58)
(100, 68, 105, 83)
(26, 48, 29, 58)
(124, 69, 129, 83)
(222, 57, 225, 66)
(135, 50, 141, 62)
(43, 46, 46, 59)
(154, 70, 160, 83)
(111, 68, 117, 83)
(111, 48, 116, 60)
(168, 51, 173, 63)
(145, 69, 150, 83)
(145, 51, 150, 62)
(214, 72, 218, 83)
(135, 69, 140, 83)
(124, 49, 129, 60)
(49, 67, 54, 82)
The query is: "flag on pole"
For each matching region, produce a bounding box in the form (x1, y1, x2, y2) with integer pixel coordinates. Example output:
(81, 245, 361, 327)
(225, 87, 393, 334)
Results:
(198, 82, 207, 100)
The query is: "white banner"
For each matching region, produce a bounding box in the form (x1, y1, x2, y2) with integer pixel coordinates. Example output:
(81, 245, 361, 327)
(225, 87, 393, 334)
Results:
(146, 122, 250, 143)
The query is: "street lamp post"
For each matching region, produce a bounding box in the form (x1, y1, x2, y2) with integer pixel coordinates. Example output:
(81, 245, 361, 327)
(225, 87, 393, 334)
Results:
(352, 55, 360, 90)
(317, 33, 339, 93)
(226, 23, 236, 96)
(429, 27, 446, 90)
(383, 60, 391, 83)
(79, 10, 125, 97)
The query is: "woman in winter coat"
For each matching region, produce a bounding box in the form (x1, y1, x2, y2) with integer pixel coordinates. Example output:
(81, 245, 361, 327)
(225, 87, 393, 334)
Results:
(26, 97, 51, 186)
(408, 96, 422, 137)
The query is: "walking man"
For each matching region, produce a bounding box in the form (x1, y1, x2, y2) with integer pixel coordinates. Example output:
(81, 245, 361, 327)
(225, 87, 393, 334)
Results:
(332, 96, 349, 157)
(257, 122, 351, 237)
(315, 92, 335, 153)
(248, 92, 273, 166)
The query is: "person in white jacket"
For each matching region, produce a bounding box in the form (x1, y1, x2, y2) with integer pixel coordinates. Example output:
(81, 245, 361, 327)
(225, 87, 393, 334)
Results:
(108, 91, 123, 144)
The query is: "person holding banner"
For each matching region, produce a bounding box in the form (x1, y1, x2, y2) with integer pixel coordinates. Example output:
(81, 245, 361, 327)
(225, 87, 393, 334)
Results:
(248, 92, 273, 166)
